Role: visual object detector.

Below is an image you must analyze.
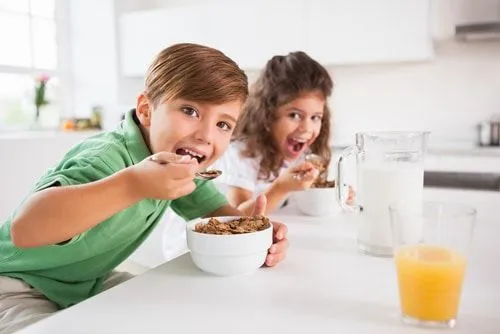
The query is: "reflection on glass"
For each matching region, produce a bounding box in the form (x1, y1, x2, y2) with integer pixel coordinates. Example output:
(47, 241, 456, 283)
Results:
(33, 18, 57, 69)
(0, 73, 32, 125)
(0, 0, 29, 13)
(0, 73, 60, 128)
(30, 0, 55, 18)
(0, 12, 31, 67)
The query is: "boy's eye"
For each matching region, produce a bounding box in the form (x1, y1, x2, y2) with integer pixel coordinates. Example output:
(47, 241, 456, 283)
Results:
(181, 106, 199, 118)
(288, 112, 301, 120)
(217, 121, 232, 131)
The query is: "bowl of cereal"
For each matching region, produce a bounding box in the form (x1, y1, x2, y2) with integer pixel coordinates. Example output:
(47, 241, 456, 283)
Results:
(186, 216, 273, 276)
(293, 180, 343, 216)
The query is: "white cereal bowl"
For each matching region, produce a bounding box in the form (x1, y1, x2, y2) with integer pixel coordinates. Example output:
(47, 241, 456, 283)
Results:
(186, 216, 273, 276)
(293, 186, 342, 217)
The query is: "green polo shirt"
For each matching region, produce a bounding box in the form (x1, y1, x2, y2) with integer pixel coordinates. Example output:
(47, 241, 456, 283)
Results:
(0, 110, 228, 308)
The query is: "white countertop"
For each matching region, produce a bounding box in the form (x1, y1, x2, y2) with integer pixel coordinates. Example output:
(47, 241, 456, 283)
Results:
(17, 192, 500, 334)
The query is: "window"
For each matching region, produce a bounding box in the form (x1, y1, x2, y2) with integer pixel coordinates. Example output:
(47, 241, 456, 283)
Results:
(0, 0, 60, 129)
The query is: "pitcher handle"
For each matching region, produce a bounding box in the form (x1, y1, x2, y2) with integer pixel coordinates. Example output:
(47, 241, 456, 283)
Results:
(336, 145, 362, 213)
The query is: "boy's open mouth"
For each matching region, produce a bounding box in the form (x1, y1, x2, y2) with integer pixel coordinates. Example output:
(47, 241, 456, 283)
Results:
(176, 148, 206, 163)
(286, 137, 308, 154)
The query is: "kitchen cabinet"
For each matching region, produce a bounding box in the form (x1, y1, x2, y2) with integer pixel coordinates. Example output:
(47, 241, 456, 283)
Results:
(119, 0, 307, 76)
(306, 0, 433, 65)
(119, 0, 433, 76)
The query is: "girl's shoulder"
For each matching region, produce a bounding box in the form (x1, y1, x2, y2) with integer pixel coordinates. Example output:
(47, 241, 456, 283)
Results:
(213, 141, 260, 175)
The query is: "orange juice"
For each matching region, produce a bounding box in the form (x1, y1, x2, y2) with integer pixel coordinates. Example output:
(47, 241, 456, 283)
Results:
(395, 245, 466, 322)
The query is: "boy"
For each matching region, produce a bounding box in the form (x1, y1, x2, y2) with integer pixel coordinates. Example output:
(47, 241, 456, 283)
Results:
(0, 43, 288, 333)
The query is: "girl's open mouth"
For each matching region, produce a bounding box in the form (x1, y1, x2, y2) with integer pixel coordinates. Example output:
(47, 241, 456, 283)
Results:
(285, 137, 308, 155)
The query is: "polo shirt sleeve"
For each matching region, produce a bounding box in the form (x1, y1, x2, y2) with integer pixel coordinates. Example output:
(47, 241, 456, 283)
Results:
(33, 155, 116, 192)
(169, 180, 228, 221)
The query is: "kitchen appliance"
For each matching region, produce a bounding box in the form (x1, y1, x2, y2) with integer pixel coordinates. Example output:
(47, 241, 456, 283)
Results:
(477, 119, 500, 146)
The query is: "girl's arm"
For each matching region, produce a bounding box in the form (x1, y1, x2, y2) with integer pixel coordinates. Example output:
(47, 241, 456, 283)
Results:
(226, 161, 319, 215)
(226, 183, 289, 216)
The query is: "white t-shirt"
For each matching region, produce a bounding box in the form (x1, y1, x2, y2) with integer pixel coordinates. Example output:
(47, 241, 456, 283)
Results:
(211, 141, 284, 197)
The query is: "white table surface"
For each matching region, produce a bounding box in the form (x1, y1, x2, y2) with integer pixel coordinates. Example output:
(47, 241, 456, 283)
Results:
(18, 197, 500, 334)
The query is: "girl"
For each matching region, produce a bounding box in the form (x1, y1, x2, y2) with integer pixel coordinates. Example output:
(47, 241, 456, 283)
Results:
(214, 51, 353, 214)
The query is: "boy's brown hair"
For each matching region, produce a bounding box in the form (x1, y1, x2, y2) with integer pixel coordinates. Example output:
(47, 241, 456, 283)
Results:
(233, 51, 334, 181)
(144, 43, 248, 106)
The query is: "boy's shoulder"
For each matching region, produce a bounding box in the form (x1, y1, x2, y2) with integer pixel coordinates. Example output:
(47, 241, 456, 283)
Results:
(61, 129, 133, 171)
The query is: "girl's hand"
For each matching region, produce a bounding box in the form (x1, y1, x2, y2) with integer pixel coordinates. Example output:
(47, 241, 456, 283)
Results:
(275, 161, 320, 192)
(346, 185, 356, 206)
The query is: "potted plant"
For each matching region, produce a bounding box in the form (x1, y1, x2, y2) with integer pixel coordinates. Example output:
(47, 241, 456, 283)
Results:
(34, 74, 50, 126)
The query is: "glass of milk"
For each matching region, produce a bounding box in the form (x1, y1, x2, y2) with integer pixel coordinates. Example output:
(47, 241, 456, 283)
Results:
(336, 131, 430, 256)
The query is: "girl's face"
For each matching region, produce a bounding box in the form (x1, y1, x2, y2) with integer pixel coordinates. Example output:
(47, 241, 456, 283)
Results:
(270, 91, 326, 162)
(136, 94, 243, 170)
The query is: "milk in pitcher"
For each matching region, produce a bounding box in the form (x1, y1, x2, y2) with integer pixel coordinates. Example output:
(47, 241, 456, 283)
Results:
(358, 162, 423, 254)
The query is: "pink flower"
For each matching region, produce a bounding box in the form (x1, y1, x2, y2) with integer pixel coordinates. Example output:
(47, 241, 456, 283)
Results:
(37, 74, 50, 83)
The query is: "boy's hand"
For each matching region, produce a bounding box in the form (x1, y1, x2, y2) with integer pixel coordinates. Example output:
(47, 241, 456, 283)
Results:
(128, 152, 199, 200)
(252, 195, 289, 267)
(275, 161, 319, 192)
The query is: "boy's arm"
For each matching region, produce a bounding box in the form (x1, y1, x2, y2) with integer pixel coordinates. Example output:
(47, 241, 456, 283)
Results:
(12, 152, 198, 248)
(11, 168, 141, 248)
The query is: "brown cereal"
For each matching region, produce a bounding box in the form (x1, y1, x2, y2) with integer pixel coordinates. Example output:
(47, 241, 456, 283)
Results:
(311, 180, 336, 188)
(309, 159, 327, 173)
(194, 216, 271, 235)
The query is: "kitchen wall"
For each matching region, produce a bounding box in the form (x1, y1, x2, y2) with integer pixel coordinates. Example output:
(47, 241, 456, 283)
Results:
(70, 0, 500, 146)
(118, 39, 500, 146)
(326, 41, 500, 145)
(67, 0, 123, 128)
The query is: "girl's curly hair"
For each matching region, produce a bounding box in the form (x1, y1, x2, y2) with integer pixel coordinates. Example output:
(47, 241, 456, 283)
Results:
(232, 51, 334, 181)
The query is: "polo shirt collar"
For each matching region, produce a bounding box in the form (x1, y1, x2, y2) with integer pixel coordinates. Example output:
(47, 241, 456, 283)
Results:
(122, 109, 151, 165)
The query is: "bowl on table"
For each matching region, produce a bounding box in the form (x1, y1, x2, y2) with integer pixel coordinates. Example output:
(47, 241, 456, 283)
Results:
(293, 180, 343, 216)
(186, 216, 273, 276)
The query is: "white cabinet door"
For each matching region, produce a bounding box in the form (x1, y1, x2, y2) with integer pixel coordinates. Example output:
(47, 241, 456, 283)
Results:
(119, 5, 209, 77)
(119, 0, 433, 76)
(306, 0, 433, 65)
(202, 0, 308, 70)
(119, 0, 307, 76)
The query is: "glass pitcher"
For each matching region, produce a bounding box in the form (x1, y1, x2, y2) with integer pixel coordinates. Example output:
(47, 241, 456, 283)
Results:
(336, 131, 430, 256)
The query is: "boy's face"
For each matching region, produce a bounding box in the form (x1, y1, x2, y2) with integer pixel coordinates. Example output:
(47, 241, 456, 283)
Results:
(136, 95, 243, 170)
(270, 91, 325, 162)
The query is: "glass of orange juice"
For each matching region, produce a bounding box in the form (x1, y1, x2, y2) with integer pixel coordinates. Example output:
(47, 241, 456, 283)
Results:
(389, 201, 476, 328)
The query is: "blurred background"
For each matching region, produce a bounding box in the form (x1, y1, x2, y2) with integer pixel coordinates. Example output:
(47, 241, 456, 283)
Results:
(1, 0, 499, 271)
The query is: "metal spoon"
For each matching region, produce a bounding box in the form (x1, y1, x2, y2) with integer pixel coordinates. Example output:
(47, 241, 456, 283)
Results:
(194, 169, 222, 181)
(148, 155, 222, 181)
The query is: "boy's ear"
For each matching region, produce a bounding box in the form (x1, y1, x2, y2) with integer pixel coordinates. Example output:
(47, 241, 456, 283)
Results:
(136, 93, 152, 127)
